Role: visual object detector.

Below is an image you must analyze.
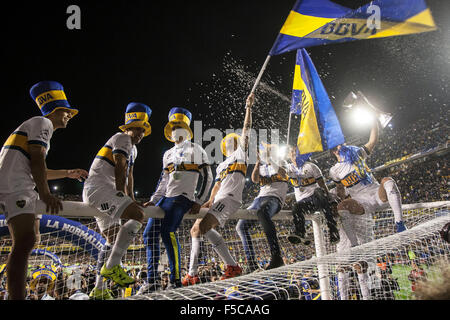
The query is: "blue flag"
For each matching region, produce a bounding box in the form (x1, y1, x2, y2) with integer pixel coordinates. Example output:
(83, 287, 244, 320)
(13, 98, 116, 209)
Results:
(292, 49, 345, 155)
(270, 0, 436, 55)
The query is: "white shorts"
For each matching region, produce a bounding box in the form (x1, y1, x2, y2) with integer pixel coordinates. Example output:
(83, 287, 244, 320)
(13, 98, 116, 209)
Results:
(351, 184, 388, 215)
(0, 190, 41, 222)
(207, 197, 241, 227)
(83, 187, 133, 233)
(336, 211, 374, 253)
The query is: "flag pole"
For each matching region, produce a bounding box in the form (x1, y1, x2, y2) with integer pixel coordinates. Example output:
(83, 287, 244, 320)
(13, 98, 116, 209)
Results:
(250, 55, 272, 94)
(286, 112, 293, 146)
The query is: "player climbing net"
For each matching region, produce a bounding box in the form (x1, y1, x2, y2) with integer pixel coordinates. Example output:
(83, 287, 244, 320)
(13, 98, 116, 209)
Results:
(0, 200, 448, 300)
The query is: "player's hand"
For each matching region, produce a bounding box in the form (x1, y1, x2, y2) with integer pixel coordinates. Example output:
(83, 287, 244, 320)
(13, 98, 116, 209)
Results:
(201, 200, 212, 209)
(67, 169, 89, 182)
(246, 93, 255, 108)
(142, 201, 155, 207)
(189, 203, 201, 215)
(41, 193, 63, 214)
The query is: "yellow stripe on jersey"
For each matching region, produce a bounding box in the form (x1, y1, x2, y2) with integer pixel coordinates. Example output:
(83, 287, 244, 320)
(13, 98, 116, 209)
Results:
(95, 145, 114, 166)
(218, 162, 247, 182)
(289, 177, 317, 188)
(260, 173, 289, 186)
(3, 131, 30, 159)
(166, 163, 200, 173)
(340, 171, 360, 188)
(300, 177, 316, 187)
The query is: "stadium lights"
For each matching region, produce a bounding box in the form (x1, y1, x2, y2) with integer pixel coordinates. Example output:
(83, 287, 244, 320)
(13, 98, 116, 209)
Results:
(352, 107, 375, 126)
(53, 185, 59, 191)
(276, 145, 288, 160)
(343, 91, 393, 129)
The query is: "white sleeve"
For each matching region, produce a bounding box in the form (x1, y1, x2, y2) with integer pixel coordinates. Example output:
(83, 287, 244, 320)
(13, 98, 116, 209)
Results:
(195, 145, 213, 205)
(329, 166, 338, 183)
(112, 134, 133, 158)
(149, 153, 168, 204)
(27, 117, 53, 148)
(129, 146, 137, 167)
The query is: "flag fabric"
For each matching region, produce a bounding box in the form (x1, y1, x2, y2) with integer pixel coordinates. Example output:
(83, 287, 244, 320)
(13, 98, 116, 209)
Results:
(270, 0, 437, 55)
(292, 49, 345, 155)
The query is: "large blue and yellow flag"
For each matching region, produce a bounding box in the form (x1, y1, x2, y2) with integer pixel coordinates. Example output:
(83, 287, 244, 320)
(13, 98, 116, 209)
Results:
(292, 49, 345, 155)
(270, 0, 437, 55)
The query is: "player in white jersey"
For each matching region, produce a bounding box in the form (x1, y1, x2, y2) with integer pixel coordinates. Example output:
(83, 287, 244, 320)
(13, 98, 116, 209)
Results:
(285, 147, 339, 245)
(139, 107, 213, 292)
(83, 102, 152, 299)
(182, 93, 255, 286)
(0, 81, 87, 300)
(329, 116, 406, 300)
(236, 142, 289, 271)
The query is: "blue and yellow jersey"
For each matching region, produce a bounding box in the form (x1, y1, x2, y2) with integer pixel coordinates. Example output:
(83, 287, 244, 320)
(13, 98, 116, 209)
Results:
(0, 117, 53, 193)
(329, 146, 378, 197)
(84, 132, 137, 190)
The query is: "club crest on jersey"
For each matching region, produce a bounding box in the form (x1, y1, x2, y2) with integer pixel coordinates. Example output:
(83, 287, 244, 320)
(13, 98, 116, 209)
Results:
(16, 200, 26, 208)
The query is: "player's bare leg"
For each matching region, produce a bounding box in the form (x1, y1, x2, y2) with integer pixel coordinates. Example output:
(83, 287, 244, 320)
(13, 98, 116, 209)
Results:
(6, 214, 37, 300)
(337, 198, 365, 215)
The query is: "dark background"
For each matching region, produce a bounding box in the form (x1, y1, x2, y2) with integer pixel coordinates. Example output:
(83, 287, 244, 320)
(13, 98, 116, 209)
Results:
(1, 0, 448, 197)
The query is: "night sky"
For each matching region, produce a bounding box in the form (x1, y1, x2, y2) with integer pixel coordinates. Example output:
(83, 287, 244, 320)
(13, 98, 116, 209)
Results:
(2, 0, 449, 197)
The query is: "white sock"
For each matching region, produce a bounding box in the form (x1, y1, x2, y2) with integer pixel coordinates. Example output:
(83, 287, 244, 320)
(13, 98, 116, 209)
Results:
(105, 220, 142, 269)
(204, 229, 237, 267)
(338, 271, 349, 300)
(357, 272, 370, 300)
(95, 243, 112, 289)
(383, 179, 403, 223)
(188, 237, 201, 276)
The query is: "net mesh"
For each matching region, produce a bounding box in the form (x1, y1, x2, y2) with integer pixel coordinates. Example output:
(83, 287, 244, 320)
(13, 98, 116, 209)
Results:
(0, 201, 447, 300)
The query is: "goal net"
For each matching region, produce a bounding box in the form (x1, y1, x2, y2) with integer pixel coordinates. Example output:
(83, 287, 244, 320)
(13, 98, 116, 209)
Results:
(0, 200, 448, 300)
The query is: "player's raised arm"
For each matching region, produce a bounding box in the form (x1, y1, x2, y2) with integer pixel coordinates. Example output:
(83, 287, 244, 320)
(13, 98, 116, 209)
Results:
(251, 154, 261, 183)
(364, 117, 379, 154)
(240, 93, 255, 151)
